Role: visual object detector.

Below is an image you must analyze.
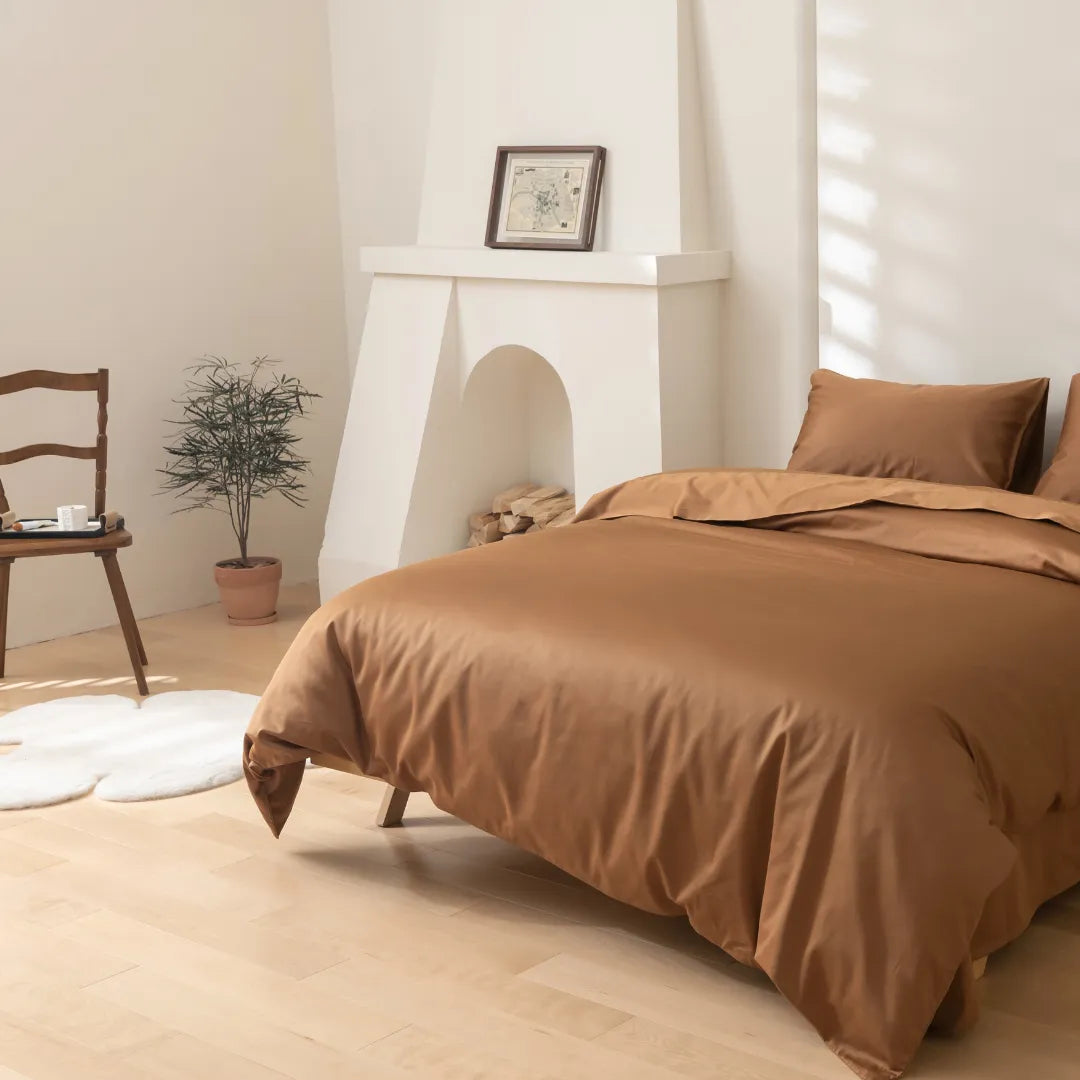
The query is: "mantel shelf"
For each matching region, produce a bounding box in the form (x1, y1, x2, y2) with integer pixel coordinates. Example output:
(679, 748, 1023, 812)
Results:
(359, 246, 731, 287)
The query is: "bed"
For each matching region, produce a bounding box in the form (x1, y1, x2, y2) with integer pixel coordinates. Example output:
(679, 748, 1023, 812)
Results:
(244, 468, 1080, 1080)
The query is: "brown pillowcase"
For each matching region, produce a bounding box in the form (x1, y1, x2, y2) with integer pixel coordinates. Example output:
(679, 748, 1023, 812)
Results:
(788, 370, 1049, 491)
(1035, 374, 1080, 503)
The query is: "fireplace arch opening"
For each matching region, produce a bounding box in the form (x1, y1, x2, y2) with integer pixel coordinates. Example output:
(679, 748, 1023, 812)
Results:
(462, 345, 574, 497)
(399, 344, 574, 564)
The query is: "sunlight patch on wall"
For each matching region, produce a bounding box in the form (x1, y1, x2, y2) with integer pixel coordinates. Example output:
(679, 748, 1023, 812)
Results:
(820, 228, 878, 288)
(817, 62, 870, 103)
(819, 118, 875, 164)
(819, 174, 878, 228)
(821, 284, 878, 349)
(817, 6, 868, 41)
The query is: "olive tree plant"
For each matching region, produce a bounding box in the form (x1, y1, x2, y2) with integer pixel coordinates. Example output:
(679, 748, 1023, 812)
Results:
(160, 356, 319, 567)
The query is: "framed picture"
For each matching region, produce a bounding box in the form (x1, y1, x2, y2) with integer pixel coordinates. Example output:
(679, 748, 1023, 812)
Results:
(485, 145, 606, 252)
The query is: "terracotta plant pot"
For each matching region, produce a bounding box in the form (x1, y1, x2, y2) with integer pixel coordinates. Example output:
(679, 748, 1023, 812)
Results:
(213, 556, 282, 626)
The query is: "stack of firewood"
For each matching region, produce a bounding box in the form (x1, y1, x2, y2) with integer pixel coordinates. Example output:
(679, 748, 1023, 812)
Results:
(466, 483, 575, 547)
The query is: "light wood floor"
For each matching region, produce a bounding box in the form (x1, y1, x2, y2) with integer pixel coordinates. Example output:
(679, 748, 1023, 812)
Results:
(1, 586, 1079, 1080)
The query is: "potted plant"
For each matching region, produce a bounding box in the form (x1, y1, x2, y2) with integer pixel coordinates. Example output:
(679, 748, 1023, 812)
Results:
(161, 356, 319, 625)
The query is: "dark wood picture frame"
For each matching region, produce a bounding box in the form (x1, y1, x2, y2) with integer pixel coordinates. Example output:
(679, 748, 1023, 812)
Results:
(485, 145, 606, 252)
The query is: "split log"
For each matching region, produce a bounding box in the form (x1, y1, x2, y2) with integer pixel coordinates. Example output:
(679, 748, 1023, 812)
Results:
(499, 513, 530, 534)
(465, 483, 575, 548)
(509, 485, 567, 517)
(530, 495, 575, 527)
(547, 508, 576, 528)
(473, 519, 502, 543)
(468, 510, 499, 531)
(492, 482, 538, 514)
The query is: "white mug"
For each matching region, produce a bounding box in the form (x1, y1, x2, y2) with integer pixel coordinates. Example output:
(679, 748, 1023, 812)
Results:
(58, 504, 89, 531)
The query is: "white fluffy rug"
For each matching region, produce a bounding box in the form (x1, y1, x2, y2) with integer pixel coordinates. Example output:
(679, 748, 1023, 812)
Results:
(0, 690, 259, 810)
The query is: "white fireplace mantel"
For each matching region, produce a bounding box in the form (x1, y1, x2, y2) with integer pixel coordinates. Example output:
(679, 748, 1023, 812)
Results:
(360, 246, 732, 288)
(318, 246, 730, 601)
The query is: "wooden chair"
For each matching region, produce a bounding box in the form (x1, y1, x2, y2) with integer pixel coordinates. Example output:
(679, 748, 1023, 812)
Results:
(0, 369, 148, 695)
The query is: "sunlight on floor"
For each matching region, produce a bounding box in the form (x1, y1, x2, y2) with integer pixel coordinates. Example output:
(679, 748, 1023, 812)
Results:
(0, 673, 178, 693)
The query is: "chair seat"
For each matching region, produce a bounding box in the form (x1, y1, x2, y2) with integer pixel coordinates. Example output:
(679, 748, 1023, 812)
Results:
(0, 528, 132, 560)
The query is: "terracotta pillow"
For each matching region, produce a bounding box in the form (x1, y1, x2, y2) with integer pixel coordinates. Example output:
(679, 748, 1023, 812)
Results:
(788, 370, 1049, 491)
(1035, 374, 1080, 503)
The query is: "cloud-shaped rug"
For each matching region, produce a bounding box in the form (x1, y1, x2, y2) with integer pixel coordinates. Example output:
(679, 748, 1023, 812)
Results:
(0, 690, 259, 810)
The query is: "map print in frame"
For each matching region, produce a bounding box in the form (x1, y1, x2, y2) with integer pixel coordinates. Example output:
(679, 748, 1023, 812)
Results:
(506, 163, 586, 236)
(485, 146, 606, 252)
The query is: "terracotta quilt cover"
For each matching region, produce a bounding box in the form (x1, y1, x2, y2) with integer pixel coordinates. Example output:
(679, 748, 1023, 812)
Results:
(245, 470, 1080, 1078)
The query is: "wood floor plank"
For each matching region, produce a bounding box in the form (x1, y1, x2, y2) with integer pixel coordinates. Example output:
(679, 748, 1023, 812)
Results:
(253, 891, 631, 1041)
(5, 822, 285, 921)
(63, 910, 404, 1052)
(0, 977, 168, 1056)
(0, 1017, 156, 1080)
(214, 817, 480, 917)
(0, 810, 40, 831)
(598, 1016, 824, 1080)
(308, 953, 693, 1080)
(41, 799, 250, 872)
(45, 859, 344, 978)
(355, 1023, 556, 1080)
(89, 968, 381, 1080)
(521, 953, 848, 1079)
(0, 918, 134, 989)
(0, 867, 101, 926)
(0, 834, 65, 877)
(121, 1033, 295, 1080)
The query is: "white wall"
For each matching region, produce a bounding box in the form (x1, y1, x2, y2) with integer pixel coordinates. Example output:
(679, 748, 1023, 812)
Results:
(818, 0, 1080, 444)
(696, 0, 819, 467)
(327, 0, 438, 369)
(416, 0, 710, 253)
(0, 0, 348, 649)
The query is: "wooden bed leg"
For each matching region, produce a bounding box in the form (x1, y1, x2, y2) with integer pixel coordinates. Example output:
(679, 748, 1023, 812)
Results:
(376, 785, 410, 828)
(973, 956, 988, 981)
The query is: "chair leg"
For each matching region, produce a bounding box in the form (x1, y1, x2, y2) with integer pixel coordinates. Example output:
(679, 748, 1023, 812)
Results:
(98, 551, 148, 696)
(0, 559, 11, 679)
(132, 616, 148, 667)
(376, 785, 411, 828)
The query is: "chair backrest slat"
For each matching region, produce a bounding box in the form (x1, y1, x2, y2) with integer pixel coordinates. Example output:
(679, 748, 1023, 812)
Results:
(0, 370, 101, 394)
(0, 369, 110, 517)
(0, 443, 98, 467)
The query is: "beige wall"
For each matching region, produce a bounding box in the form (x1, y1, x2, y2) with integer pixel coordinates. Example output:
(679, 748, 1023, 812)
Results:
(0, 0, 348, 649)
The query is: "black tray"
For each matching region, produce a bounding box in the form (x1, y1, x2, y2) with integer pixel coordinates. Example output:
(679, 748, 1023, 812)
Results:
(0, 518, 108, 540)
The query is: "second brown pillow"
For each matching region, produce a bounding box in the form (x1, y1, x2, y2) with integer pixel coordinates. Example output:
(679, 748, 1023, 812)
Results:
(1035, 374, 1080, 503)
(788, 370, 1049, 491)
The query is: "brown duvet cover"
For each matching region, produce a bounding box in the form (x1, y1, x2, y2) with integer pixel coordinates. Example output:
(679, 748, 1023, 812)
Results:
(244, 470, 1080, 1080)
